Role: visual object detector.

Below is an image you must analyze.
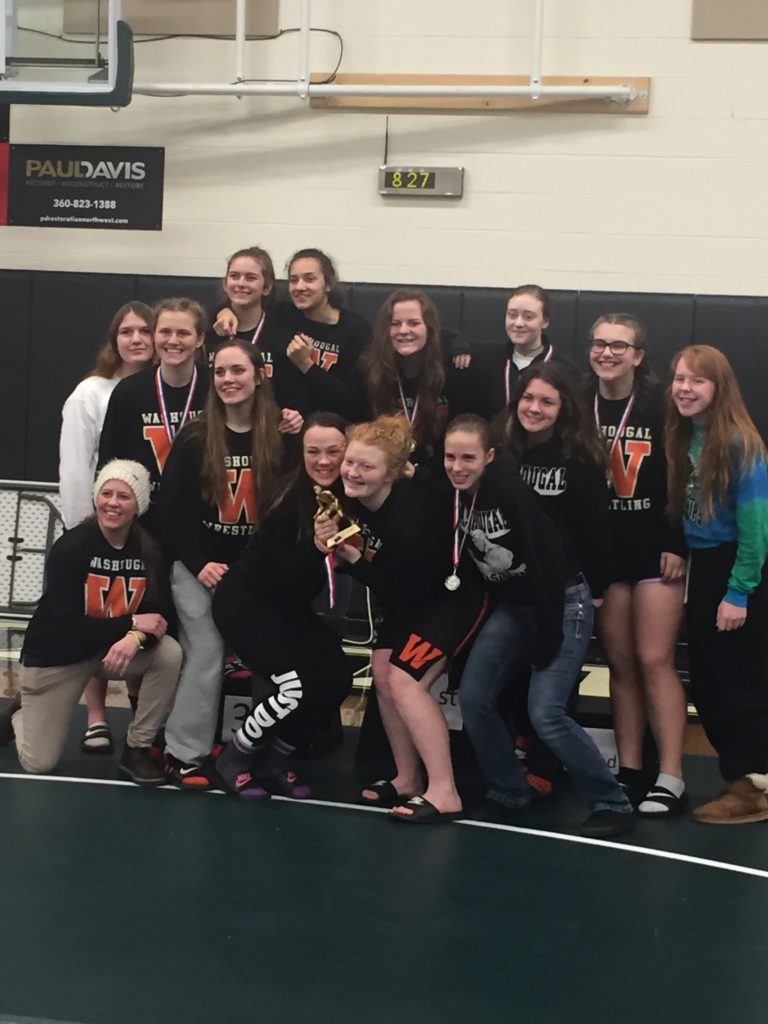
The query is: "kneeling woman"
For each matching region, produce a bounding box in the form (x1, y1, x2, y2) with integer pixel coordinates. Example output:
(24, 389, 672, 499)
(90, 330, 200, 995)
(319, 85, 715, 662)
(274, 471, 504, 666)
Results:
(211, 413, 353, 798)
(667, 345, 768, 824)
(315, 415, 488, 822)
(446, 414, 635, 837)
(0, 461, 181, 784)
(159, 340, 287, 787)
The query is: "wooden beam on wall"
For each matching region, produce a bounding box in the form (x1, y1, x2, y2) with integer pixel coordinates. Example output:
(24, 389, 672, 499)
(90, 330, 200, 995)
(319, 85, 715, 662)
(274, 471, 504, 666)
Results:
(309, 74, 651, 115)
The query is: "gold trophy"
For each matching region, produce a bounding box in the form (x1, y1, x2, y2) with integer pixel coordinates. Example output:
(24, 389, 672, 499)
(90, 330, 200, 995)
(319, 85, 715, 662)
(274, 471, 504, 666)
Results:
(313, 486, 361, 549)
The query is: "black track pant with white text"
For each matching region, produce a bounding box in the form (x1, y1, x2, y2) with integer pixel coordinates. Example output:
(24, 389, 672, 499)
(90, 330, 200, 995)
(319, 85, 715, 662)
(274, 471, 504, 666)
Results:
(212, 583, 351, 750)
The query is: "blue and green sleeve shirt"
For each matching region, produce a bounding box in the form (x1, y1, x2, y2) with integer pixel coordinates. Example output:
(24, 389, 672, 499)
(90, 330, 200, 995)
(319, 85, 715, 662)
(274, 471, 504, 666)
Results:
(684, 425, 768, 606)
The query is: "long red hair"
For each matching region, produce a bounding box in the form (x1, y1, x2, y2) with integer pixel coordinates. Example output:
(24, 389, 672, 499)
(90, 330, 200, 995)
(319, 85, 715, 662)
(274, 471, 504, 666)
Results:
(665, 344, 766, 521)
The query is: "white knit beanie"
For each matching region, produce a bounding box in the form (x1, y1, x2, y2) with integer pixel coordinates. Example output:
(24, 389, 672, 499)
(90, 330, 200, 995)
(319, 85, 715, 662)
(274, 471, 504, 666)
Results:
(93, 460, 151, 517)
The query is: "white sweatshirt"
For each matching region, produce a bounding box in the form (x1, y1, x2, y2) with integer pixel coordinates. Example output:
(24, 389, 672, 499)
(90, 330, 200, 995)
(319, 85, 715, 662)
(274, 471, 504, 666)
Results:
(58, 375, 120, 529)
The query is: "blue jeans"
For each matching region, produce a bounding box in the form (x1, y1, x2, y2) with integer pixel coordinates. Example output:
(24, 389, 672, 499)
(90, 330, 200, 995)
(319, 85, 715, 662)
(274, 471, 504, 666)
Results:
(459, 582, 631, 813)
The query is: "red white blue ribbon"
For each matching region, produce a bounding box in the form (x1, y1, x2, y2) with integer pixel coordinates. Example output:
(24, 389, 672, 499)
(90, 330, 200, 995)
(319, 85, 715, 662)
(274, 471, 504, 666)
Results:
(324, 552, 336, 609)
(155, 365, 199, 447)
(594, 391, 636, 461)
(451, 487, 478, 574)
(248, 312, 266, 347)
(396, 374, 420, 428)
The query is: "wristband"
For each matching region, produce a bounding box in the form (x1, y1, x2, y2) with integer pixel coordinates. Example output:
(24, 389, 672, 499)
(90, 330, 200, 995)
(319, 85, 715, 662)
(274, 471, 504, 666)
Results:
(127, 629, 145, 651)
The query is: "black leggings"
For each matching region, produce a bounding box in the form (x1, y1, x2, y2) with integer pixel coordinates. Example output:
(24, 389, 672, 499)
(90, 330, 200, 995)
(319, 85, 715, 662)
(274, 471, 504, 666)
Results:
(212, 572, 352, 750)
(687, 544, 768, 779)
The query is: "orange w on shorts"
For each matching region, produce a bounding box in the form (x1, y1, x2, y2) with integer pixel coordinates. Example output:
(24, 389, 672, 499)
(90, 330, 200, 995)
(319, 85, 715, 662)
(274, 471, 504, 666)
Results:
(398, 633, 444, 670)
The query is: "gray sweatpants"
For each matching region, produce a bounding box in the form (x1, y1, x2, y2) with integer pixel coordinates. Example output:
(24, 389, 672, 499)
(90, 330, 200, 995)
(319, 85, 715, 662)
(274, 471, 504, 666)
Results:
(163, 561, 225, 764)
(14, 635, 182, 775)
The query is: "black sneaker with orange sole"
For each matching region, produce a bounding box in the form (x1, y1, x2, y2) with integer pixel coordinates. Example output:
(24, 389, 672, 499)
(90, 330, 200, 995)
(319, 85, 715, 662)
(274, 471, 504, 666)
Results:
(164, 753, 217, 791)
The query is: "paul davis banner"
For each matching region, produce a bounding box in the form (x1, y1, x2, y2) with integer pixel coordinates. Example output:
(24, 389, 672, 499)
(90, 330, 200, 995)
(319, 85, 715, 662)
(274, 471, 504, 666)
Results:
(7, 144, 164, 230)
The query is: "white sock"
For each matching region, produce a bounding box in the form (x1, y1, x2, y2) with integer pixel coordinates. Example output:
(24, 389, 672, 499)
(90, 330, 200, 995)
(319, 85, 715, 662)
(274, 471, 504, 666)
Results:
(638, 772, 685, 813)
(654, 772, 685, 797)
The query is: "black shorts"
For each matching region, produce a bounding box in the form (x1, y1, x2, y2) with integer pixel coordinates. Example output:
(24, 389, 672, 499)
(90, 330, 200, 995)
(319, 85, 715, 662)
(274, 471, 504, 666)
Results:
(375, 590, 489, 681)
(608, 551, 662, 586)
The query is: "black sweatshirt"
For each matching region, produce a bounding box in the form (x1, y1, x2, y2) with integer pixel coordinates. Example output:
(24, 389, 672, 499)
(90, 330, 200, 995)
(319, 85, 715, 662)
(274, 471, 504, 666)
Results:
(518, 436, 612, 599)
(232, 481, 329, 610)
(98, 364, 209, 536)
(476, 336, 583, 417)
(342, 478, 451, 620)
(375, 353, 487, 471)
(594, 385, 686, 566)
(22, 521, 172, 667)
(461, 454, 566, 667)
(269, 302, 372, 421)
(159, 422, 259, 576)
(204, 313, 308, 413)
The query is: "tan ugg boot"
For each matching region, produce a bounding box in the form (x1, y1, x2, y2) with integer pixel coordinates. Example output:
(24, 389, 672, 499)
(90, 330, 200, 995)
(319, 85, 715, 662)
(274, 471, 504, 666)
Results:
(692, 774, 768, 825)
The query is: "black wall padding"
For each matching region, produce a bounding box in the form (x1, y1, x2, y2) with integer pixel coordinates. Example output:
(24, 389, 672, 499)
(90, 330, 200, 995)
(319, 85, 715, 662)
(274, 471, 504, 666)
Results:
(136, 275, 219, 315)
(693, 295, 768, 439)
(0, 271, 33, 480)
(26, 272, 135, 482)
(7, 270, 768, 483)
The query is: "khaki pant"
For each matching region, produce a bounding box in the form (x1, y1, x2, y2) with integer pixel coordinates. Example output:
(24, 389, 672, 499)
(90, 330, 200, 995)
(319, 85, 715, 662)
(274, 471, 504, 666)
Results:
(13, 636, 182, 775)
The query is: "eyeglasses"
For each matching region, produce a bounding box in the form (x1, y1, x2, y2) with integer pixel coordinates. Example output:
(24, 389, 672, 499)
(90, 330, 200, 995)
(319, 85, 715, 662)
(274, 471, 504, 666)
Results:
(589, 339, 638, 355)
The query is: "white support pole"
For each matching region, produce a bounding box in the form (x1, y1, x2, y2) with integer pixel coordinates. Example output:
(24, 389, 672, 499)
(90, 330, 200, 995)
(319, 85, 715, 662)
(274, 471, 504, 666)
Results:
(107, 0, 121, 89)
(0, 0, 8, 77)
(531, 0, 544, 100)
(235, 0, 247, 83)
(297, 0, 311, 99)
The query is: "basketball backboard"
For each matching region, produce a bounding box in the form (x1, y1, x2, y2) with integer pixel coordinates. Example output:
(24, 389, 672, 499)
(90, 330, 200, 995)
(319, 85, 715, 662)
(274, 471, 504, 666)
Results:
(0, 0, 132, 105)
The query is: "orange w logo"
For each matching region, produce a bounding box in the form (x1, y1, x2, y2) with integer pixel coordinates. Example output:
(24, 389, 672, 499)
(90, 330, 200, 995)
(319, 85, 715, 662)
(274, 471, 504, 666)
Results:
(611, 439, 652, 499)
(217, 467, 256, 524)
(85, 574, 147, 617)
(308, 345, 339, 372)
(142, 424, 171, 472)
(398, 633, 444, 670)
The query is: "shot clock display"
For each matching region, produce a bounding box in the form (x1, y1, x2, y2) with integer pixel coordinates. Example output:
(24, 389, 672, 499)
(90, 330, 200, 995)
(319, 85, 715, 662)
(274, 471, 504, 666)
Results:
(384, 169, 436, 190)
(378, 165, 464, 198)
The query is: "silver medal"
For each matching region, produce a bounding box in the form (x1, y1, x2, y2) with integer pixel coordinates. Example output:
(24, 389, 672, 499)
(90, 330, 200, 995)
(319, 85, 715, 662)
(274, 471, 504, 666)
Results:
(444, 573, 461, 592)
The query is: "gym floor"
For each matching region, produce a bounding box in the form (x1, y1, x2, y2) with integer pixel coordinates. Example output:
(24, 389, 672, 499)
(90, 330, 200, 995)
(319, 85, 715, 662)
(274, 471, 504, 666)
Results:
(1, 702, 767, 1024)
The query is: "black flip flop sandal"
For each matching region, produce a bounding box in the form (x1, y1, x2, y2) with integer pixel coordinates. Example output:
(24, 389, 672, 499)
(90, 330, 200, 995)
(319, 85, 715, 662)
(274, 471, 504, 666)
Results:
(390, 796, 463, 824)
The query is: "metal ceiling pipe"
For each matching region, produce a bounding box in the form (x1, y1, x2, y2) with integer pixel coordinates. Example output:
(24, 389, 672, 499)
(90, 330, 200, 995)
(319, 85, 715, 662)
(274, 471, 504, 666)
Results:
(133, 81, 638, 100)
